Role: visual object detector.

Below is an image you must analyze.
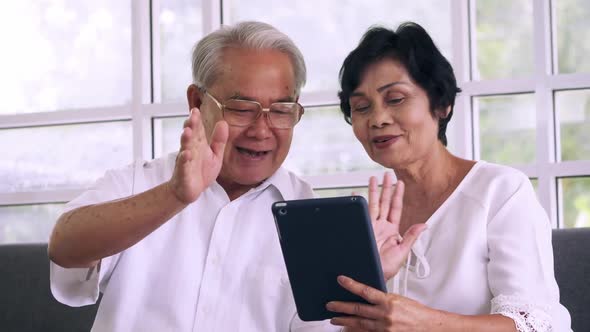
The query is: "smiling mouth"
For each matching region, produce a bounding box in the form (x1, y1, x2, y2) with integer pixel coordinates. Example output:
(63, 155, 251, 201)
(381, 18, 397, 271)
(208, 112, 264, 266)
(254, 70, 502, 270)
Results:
(237, 147, 271, 157)
(372, 135, 399, 144)
(374, 137, 391, 143)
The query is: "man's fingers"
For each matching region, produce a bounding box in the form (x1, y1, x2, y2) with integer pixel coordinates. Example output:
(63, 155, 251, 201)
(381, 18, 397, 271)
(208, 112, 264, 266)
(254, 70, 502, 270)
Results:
(177, 149, 191, 164)
(180, 108, 202, 151)
(180, 127, 193, 152)
(185, 108, 201, 129)
(182, 108, 195, 129)
(189, 108, 208, 144)
(337, 276, 387, 304)
(210, 120, 228, 159)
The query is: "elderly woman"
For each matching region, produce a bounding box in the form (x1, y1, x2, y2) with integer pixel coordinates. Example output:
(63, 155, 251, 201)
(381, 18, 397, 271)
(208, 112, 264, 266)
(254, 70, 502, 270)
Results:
(326, 22, 571, 331)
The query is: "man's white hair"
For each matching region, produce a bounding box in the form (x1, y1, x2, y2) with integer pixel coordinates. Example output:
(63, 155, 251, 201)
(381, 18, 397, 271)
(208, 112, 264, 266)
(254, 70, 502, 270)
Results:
(191, 21, 307, 95)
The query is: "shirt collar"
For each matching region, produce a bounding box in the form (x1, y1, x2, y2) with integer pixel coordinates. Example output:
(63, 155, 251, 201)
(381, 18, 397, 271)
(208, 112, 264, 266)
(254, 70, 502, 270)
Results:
(209, 167, 296, 202)
(255, 167, 295, 201)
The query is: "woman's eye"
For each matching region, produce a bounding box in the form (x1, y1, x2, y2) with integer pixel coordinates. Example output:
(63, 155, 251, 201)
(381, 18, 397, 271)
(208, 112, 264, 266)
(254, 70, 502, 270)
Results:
(387, 98, 404, 105)
(352, 104, 370, 112)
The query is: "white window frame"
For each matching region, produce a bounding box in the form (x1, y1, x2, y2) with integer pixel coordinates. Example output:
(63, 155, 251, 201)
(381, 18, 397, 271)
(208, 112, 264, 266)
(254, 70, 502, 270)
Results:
(1, 0, 589, 230)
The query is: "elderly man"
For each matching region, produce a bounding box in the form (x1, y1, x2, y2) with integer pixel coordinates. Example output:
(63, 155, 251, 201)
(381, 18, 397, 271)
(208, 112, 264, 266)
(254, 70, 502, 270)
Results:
(48, 21, 339, 332)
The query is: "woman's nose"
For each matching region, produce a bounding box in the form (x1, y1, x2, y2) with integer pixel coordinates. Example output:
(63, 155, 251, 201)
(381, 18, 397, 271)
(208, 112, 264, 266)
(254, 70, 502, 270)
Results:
(369, 104, 393, 128)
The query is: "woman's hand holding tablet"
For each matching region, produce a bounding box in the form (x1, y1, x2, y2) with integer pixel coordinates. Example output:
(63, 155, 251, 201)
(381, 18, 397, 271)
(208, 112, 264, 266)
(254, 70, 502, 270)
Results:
(271, 172, 425, 322)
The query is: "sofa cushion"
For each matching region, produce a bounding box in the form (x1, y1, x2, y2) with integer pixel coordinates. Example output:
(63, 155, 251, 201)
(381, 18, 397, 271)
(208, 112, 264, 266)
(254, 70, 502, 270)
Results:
(0, 243, 100, 332)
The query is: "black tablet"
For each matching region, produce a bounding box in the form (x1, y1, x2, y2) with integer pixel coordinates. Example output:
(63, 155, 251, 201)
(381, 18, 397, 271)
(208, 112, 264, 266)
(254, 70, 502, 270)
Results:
(271, 196, 386, 321)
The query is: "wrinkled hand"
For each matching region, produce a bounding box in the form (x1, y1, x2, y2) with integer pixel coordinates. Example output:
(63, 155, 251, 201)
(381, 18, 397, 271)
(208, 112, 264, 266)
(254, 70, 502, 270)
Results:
(327, 276, 434, 332)
(369, 173, 426, 280)
(168, 108, 228, 204)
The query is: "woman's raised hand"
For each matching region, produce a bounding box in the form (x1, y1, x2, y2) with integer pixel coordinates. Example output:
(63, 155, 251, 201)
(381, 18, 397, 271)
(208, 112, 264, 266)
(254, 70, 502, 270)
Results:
(369, 172, 426, 280)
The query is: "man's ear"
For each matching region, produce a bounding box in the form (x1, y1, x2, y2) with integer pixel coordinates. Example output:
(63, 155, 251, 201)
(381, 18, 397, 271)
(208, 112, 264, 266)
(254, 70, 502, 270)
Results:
(187, 84, 203, 111)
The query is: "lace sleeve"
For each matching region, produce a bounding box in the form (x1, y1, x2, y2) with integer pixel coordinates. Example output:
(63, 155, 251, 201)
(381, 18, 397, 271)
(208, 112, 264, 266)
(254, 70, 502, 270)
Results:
(491, 294, 552, 332)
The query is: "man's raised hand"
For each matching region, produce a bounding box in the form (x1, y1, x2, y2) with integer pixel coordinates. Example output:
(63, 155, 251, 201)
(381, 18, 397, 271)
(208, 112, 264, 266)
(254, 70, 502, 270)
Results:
(168, 108, 228, 204)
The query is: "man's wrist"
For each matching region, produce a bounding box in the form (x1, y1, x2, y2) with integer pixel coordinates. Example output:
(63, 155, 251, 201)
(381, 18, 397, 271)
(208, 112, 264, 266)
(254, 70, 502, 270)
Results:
(163, 181, 190, 210)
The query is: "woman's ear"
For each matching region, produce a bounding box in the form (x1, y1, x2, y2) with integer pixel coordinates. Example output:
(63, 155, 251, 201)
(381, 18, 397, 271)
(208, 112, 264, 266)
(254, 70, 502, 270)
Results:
(436, 106, 451, 119)
(187, 84, 203, 110)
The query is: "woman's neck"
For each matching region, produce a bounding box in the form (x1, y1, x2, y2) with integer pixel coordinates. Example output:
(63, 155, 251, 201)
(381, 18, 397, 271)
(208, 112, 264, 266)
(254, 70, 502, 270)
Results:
(393, 144, 462, 204)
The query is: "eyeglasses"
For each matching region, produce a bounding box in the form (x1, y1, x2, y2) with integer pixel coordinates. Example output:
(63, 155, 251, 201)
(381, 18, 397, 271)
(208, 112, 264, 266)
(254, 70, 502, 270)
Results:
(203, 90, 304, 129)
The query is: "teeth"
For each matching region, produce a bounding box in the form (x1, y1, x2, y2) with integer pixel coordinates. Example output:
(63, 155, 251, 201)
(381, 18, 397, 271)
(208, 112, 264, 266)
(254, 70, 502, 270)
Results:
(238, 148, 267, 157)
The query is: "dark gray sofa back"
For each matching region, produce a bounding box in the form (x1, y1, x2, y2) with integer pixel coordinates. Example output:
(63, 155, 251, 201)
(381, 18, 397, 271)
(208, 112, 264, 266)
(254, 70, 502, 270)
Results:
(0, 243, 99, 332)
(552, 227, 590, 332)
(0, 228, 588, 331)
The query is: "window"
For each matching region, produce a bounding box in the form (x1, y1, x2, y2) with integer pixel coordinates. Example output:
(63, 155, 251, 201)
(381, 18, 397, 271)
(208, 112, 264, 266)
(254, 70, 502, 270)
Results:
(554, 0, 590, 74)
(3, 0, 590, 243)
(0, 1, 132, 114)
(464, 0, 590, 228)
(156, 0, 204, 102)
(224, 0, 453, 94)
(473, 0, 533, 80)
(315, 187, 369, 199)
(474, 94, 536, 164)
(558, 177, 590, 228)
(555, 89, 590, 161)
(153, 116, 185, 158)
(0, 204, 65, 244)
(0, 122, 132, 192)
(284, 106, 381, 175)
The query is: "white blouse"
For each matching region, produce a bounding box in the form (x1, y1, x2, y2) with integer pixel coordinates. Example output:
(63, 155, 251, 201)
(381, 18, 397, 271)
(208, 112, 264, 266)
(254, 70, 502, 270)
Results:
(388, 161, 572, 332)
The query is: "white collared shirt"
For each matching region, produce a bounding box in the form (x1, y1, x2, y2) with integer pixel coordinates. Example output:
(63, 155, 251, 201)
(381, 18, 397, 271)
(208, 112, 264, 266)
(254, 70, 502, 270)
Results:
(50, 153, 338, 332)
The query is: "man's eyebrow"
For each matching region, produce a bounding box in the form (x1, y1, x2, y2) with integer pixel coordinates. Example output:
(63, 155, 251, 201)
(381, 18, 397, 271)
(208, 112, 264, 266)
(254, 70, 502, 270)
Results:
(350, 81, 409, 97)
(230, 92, 296, 103)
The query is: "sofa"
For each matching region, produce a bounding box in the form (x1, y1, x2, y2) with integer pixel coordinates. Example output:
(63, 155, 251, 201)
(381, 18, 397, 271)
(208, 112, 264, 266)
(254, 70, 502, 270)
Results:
(552, 227, 590, 332)
(0, 228, 588, 331)
(0, 243, 100, 332)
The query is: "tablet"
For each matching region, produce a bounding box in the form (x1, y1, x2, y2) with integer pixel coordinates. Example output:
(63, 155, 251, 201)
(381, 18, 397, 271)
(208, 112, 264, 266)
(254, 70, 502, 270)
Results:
(271, 196, 386, 321)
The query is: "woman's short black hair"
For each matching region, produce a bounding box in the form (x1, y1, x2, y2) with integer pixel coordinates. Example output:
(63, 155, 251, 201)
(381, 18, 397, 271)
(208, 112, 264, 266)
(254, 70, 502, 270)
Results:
(338, 22, 461, 146)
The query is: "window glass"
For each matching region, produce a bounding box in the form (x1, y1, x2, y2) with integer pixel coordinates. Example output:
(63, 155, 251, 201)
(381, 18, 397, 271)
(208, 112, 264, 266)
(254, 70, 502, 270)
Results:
(0, 121, 132, 192)
(559, 177, 590, 228)
(315, 187, 368, 199)
(0, 203, 64, 244)
(284, 106, 382, 175)
(159, 0, 203, 102)
(475, 94, 536, 164)
(473, 0, 533, 80)
(555, 89, 590, 161)
(0, 1, 131, 114)
(226, 0, 452, 93)
(153, 116, 184, 158)
(554, 0, 590, 74)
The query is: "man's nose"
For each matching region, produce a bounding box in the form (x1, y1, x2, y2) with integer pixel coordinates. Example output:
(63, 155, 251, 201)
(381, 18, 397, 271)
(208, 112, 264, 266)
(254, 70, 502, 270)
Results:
(246, 112, 273, 139)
